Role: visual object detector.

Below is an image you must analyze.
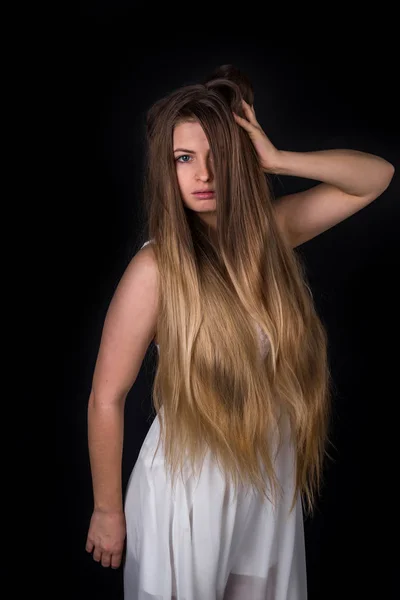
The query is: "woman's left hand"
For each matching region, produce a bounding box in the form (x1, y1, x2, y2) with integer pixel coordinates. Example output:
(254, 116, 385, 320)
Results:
(233, 99, 281, 173)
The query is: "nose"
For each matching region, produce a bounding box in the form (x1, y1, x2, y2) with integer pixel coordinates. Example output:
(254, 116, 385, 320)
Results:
(195, 158, 213, 182)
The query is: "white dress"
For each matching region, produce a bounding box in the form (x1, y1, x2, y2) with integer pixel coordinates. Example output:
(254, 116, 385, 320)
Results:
(123, 241, 307, 600)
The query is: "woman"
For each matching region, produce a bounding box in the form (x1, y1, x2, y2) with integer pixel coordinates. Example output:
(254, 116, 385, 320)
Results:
(85, 65, 394, 599)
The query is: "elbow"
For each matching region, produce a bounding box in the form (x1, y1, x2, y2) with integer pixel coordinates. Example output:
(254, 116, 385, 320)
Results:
(383, 160, 395, 190)
(387, 159, 395, 177)
(88, 388, 127, 409)
(370, 160, 395, 201)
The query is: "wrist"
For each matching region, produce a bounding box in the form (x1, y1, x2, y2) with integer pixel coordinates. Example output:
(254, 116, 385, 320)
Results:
(94, 504, 124, 515)
(262, 149, 286, 175)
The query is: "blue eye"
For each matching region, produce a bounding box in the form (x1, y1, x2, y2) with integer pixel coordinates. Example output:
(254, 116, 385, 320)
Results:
(176, 155, 191, 163)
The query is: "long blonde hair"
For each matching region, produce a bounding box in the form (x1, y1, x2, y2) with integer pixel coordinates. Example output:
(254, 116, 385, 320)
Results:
(140, 65, 333, 515)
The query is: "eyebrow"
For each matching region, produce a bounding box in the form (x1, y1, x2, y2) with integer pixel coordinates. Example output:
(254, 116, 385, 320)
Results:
(173, 148, 196, 153)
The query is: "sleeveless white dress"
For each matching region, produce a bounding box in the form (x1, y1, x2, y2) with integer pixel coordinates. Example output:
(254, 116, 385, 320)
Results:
(123, 241, 307, 600)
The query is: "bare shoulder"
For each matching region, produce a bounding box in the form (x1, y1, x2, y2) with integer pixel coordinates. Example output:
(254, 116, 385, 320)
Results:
(91, 242, 160, 401)
(135, 241, 158, 273)
(134, 243, 159, 345)
(272, 199, 293, 247)
(134, 242, 159, 344)
(124, 242, 160, 321)
(116, 242, 159, 298)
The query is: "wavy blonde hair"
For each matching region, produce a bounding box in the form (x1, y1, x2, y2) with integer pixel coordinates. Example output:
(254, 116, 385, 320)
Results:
(140, 65, 333, 515)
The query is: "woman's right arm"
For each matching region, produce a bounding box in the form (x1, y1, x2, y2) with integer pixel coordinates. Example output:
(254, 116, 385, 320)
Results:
(86, 244, 159, 567)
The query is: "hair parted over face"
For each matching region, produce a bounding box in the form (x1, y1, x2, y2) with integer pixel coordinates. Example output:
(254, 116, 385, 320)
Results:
(144, 75, 263, 251)
(142, 66, 332, 516)
(170, 64, 255, 230)
(173, 120, 217, 231)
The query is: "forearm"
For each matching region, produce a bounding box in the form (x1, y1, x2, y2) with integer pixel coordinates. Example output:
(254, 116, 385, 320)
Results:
(271, 149, 394, 198)
(87, 394, 126, 513)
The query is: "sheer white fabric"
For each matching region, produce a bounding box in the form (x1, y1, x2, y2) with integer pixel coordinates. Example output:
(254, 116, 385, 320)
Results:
(123, 241, 307, 599)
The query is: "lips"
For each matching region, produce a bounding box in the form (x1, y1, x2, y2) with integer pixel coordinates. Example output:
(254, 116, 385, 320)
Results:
(193, 190, 215, 199)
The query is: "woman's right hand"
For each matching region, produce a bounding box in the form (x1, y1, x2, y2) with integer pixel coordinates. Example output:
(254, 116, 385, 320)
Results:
(85, 508, 127, 569)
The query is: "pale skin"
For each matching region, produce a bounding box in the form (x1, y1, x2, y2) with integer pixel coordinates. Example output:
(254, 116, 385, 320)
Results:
(175, 99, 394, 248)
(86, 101, 394, 571)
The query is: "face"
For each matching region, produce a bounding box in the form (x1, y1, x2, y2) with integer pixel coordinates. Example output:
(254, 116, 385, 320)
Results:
(173, 120, 217, 231)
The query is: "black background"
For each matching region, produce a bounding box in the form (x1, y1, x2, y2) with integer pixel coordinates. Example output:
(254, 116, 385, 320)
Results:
(40, 14, 400, 600)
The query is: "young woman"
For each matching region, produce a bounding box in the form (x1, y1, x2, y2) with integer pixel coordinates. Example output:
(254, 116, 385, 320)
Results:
(85, 65, 394, 599)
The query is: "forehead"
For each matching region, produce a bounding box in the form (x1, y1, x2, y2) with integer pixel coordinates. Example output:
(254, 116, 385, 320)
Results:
(173, 121, 209, 148)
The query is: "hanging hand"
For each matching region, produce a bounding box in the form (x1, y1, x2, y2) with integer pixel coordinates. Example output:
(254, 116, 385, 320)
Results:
(233, 99, 281, 174)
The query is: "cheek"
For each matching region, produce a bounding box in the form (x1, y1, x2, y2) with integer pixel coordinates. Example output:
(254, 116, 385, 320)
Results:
(176, 167, 191, 194)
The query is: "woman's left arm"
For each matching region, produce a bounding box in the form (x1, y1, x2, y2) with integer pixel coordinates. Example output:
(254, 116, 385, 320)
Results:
(271, 149, 395, 247)
(233, 100, 395, 248)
